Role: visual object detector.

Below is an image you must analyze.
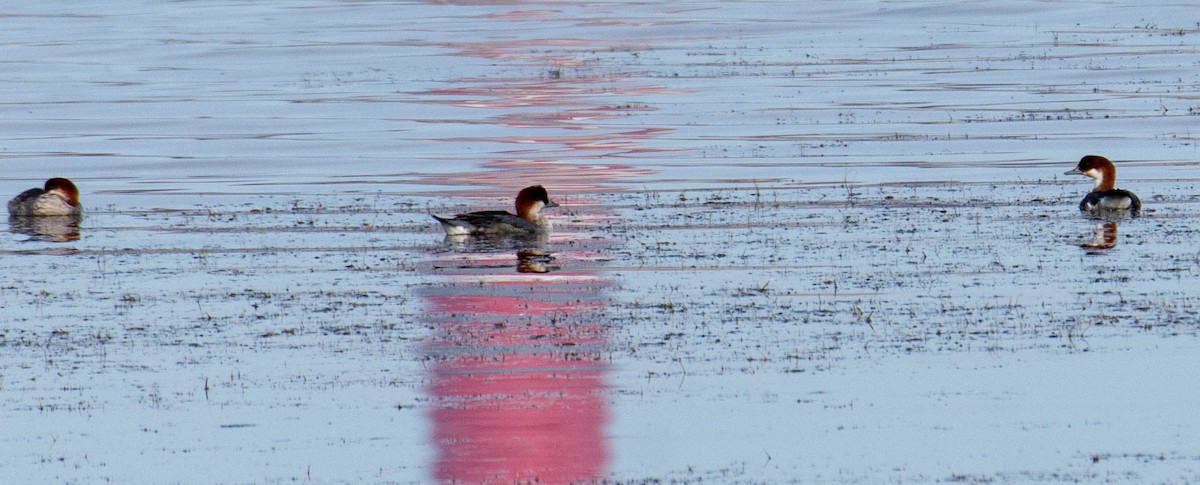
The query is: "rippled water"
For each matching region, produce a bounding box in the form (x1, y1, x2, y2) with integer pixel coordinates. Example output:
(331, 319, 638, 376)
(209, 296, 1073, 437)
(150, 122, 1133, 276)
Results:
(3, 1, 1200, 483)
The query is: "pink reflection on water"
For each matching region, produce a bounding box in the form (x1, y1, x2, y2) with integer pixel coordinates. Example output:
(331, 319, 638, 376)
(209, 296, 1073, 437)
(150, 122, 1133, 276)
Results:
(439, 38, 594, 67)
(491, 103, 657, 129)
(483, 9, 559, 21)
(415, 11, 682, 480)
(418, 159, 653, 195)
(480, 7, 702, 27)
(424, 262, 611, 484)
(429, 355, 607, 484)
(425, 80, 684, 101)
(405, 103, 654, 131)
(438, 127, 680, 154)
(423, 195, 614, 484)
(409, 33, 687, 189)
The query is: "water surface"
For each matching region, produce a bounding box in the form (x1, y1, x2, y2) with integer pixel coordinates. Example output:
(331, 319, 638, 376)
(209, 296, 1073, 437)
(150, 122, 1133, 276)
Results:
(3, 1, 1200, 483)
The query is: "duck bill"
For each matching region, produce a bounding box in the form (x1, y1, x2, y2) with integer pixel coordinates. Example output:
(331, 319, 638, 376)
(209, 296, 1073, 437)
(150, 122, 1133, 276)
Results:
(1064, 167, 1082, 175)
(545, 200, 560, 208)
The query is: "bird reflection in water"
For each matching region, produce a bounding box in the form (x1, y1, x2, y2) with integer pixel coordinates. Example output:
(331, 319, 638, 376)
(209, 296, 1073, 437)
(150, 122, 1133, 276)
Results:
(8, 215, 82, 242)
(517, 249, 557, 273)
(441, 234, 559, 274)
(442, 232, 547, 251)
(1080, 222, 1118, 252)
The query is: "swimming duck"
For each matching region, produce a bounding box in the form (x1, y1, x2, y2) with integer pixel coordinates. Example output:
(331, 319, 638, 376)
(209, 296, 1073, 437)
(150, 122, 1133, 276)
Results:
(1064, 155, 1140, 214)
(8, 178, 82, 217)
(432, 185, 559, 237)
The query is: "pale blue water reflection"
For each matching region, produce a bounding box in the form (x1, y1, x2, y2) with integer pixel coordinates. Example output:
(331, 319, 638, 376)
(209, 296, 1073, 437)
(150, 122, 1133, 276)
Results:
(3, 1, 1200, 483)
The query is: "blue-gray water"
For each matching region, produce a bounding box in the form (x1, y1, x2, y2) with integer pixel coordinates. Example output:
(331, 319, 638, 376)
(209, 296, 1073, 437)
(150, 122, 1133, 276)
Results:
(3, 1, 1200, 483)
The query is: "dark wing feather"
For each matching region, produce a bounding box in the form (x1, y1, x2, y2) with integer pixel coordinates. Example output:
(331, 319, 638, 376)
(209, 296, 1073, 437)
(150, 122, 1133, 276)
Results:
(454, 211, 539, 234)
(8, 188, 45, 213)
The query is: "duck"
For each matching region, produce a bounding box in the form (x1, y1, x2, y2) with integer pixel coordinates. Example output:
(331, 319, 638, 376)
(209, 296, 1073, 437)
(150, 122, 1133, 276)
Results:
(432, 185, 559, 237)
(8, 177, 82, 217)
(1064, 155, 1140, 214)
